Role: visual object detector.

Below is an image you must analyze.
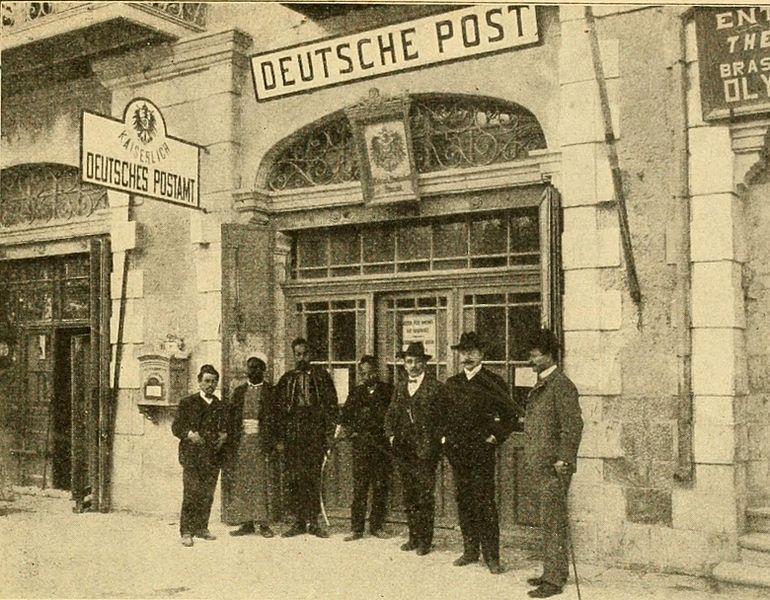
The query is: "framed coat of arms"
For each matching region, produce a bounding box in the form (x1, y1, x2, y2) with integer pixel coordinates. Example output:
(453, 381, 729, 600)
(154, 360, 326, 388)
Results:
(346, 89, 419, 206)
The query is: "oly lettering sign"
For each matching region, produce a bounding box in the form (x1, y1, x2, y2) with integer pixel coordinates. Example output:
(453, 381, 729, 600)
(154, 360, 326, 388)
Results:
(695, 6, 770, 120)
(250, 5, 539, 101)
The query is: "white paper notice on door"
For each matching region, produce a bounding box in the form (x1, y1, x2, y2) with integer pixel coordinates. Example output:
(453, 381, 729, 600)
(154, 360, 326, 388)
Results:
(401, 314, 436, 357)
(332, 367, 350, 405)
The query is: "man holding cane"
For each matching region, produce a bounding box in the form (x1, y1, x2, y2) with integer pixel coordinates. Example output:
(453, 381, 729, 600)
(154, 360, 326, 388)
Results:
(523, 330, 583, 598)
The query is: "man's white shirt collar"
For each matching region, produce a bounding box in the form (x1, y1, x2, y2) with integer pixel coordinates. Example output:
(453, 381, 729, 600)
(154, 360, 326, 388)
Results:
(247, 381, 263, 388)
(464, 364, 482, 380)
(407, 372, 425, 395)
(539, 365, 557, 380)
(199, 391, 216, 404)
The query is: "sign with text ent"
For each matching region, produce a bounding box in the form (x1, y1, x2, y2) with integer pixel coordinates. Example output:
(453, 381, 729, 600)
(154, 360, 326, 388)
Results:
(251, 5, 539, 101)
(81, 98, 201, 208)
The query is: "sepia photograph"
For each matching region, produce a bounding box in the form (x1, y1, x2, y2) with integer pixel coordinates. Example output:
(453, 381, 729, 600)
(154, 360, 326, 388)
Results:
(1, 2, 769, 599)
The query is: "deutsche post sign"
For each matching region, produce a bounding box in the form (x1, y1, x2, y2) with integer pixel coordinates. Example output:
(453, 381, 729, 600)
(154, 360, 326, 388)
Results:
(81, 99, 201, 208)
(695, 6, 770, 120)
(251, 5, 539, 101)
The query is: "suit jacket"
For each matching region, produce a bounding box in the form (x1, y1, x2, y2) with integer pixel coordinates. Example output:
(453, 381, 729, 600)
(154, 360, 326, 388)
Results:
(522, 368, 583, 477)
(384, 374, 448, 462)
(227, 382, 277, 455)
(275, 365, 338, 449)
(171, 392, 229, 469)
(444, 367, 517, 466)
(338, 380, 393, 451)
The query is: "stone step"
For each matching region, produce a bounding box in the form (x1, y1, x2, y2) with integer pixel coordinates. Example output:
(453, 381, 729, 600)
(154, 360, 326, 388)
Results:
(747, 507, 770, 533)
(741, 548, 770, 568)
(740, 532, 770, 553)
(713, 561, 770, 590)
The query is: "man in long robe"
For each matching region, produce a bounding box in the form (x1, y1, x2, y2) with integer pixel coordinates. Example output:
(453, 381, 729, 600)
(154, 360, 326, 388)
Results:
(223, 356, 277, 537)
(275, 338, 338, 538)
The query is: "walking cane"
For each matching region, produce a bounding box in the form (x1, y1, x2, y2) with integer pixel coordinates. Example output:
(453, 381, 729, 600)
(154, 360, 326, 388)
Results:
(558, 470, 582, 600)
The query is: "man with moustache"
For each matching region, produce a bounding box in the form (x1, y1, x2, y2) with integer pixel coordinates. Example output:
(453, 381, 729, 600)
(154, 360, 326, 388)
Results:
(224, 355, 278, 538)
(275, 338, 338, 538)
(336, 355, 394, 541)
(523, 329, 583, 599)
(444, 332, 517, 575)
(171, 364, 228, 547)
(384, 341, 448, 556)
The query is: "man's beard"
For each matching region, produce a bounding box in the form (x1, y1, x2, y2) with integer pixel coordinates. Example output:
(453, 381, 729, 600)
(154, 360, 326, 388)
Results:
(296, 360, 310, 371)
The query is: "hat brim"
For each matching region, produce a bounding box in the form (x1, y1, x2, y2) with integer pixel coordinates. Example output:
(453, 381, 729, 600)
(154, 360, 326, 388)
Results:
(450, 343, 485, 351)
(397, 351, 432, 361)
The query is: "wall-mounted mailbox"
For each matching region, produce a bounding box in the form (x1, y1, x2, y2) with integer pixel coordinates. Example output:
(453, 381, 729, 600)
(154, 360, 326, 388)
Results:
(136, 342, 190, 422)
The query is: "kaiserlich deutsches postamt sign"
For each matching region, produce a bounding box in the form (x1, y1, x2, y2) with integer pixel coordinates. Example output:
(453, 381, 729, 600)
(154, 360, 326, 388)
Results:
(81, 99, 201, 208)
(695, 6, 770, 120)
(250, 5, 539, 101)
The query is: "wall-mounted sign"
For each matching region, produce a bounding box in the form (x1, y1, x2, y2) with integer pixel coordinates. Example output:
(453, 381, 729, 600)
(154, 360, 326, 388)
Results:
(251, 4, 539, 101)
(402, 314, 436, 358)
(347, 89, 419, 205)
(695, 6, 770, 120)
(81, 98, 201, 208)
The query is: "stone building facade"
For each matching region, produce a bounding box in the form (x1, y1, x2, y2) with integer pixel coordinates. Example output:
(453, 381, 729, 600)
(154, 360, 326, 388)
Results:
(1, 2, 769, 583)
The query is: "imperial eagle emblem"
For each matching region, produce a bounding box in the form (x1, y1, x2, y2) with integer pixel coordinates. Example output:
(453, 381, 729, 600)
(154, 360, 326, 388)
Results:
(370, 126, 405, 173)
(132, 103, 157, 144)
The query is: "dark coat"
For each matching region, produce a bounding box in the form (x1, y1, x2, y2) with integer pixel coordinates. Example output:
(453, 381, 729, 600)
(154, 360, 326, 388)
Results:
(444, 367, 517, 466)
(171, 392, 229, 469)
(338, 380, 393, 451)
(522, 368, 583, 478)
(384, 374, 448, 462)
(275, 365, 338, 448)
(227, 382, 278, 455)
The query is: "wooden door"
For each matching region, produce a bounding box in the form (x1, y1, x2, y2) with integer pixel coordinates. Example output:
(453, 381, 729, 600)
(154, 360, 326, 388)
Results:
(20, 330, 54, 488)
(70, 334, 92, 511)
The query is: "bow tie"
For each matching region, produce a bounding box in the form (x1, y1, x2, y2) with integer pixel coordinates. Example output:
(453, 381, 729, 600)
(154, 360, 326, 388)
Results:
(408, 378, 419, 383)
(205, 395, 215, 400)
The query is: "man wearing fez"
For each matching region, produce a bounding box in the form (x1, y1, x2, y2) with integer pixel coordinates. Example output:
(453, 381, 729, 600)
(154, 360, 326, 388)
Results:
(171, 364, 228, 547)
(445, 332, 516, 575)
(385, 341, 448, 556)
(276, 338, 338, 538)
(336, 355, 394, 541)
(523, 329, 583, 599)
(224, 355, 277, 538)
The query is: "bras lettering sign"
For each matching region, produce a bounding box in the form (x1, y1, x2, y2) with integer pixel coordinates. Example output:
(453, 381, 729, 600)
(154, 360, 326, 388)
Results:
(695, 6, 770, 120)
(81, 99, 201, 208)
(250, 5, 539, 101)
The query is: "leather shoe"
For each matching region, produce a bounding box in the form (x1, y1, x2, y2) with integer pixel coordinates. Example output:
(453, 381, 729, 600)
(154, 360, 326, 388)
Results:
(415, 545, 432, 556)
(281, 523, 306, 538)
(181, 534, 193, 547)
(259, 525, 275, 538)
(527, 577, 545, 587)
(309, 523, 330, 538)
(487, 561, 504, 575)
(230, 524, 255, 536)
(370, 529, 390, 539)
(196, 530, 216, 540)
(400, 540, 418, 551)
(528, 583, 563, 598)
(453, 554, 479, 567)
(344, 533, 364, 542)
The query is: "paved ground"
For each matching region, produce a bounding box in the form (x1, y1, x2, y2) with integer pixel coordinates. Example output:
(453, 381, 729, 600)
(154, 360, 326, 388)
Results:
(0, 493, 767, 600)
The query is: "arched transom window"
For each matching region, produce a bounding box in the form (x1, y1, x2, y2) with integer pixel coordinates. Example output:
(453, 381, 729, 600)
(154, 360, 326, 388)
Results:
(266, 95, 546, 191)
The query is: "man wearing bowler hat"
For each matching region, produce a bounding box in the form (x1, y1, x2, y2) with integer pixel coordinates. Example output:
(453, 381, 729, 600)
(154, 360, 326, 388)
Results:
(384, 341, 448, 556)
(445, 332, 517, 574)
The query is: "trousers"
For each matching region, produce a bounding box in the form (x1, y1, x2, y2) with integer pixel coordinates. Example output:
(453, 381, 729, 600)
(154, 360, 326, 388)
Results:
(451, 452, 500, 562)
(397, 452, 439, 549)
(180, 464, 220, 536)
(538, 473, 572, 587)
(284, 412, 325, 524)
(350, 443, 391, 534)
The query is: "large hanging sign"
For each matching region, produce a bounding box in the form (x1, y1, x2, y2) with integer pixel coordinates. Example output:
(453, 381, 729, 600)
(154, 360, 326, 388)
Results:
(251, 5, 539, 101)
(402, 314, 437, 358)
(695, 6, 770, 120)
(81, 99, 201, 208)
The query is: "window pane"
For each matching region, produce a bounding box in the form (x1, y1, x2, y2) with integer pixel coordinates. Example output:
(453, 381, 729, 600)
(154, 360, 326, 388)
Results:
(330, 229, 360, 265)
(509, 210, 539, 253)
(397, 223, 430, 261)
(474, 306, 506, 360)
(363, 228, 395, 263)
(62, 280, 90, 320)
(297, 231, 327, 268)
(306, 312, 329, 361)
(508, 305, 541, 361)
(331, 311, 356, 361)
(470, 217, 507, 256)
(433, 221, 467, 258)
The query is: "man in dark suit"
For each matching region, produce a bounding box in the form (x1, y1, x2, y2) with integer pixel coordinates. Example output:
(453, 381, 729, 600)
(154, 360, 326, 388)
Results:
(445, 332, 517, 575)
(385, 342, 448, 556)
(523, 329, 583, 598)
(223, 355, 278, 538)
(336, 355, 394, 541)
(275, 338, 338, 538)
(171, 364, 229, 547)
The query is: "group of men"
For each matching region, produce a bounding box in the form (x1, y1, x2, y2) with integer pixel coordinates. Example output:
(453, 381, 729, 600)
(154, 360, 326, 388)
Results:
(171, 329, 583, 599)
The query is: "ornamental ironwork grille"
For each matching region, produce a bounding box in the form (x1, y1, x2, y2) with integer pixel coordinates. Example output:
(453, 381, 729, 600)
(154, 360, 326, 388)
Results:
(265, 95, 547, 191)
(0, 164, 108, 228)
